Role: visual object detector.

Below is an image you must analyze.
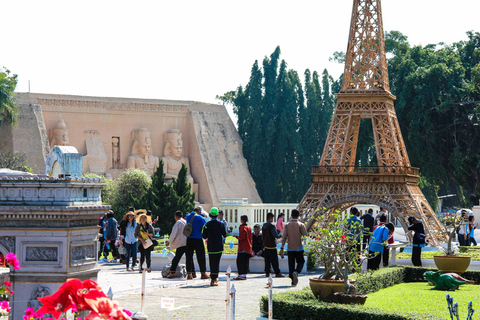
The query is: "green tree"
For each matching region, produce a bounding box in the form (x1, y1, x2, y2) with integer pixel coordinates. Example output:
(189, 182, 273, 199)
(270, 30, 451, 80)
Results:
(102, 169, 152, 221)
(0, 68, 18, 125)
(135, 161, 196, 234)
(224, 47, 336, 203)
(0, 150, 32, 172)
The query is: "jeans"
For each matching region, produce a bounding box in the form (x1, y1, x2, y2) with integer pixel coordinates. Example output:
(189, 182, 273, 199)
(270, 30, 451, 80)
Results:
(287, 250, 305, 279)
(171, 246, 187, 271)
(124, 241, 137, 269)
(138, 244, 152, 269)
(236, 252, 250, 275)
(208, 253, 222, 280)
(264, 249, 280, 275)
(186, 238, 206, 274)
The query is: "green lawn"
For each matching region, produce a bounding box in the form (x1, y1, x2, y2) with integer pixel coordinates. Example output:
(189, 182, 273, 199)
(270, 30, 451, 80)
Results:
(396, 250, 480, 261)
(364, 282, 480, 319)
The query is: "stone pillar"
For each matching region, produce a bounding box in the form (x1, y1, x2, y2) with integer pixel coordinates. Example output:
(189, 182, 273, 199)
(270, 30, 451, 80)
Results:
(0, 170, 108, 318)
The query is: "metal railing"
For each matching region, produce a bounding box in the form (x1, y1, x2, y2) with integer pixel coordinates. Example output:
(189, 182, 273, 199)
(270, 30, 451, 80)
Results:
(311, 165, 419, 175)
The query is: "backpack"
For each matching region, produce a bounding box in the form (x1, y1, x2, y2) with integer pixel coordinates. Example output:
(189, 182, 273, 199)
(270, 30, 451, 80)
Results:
(183, 213, 196, 237)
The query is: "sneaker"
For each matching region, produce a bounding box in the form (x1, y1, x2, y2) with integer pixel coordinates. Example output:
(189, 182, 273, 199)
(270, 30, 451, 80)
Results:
(265, 273, 270, 278)
(187, 273, 193, 280)
(147, 268, 151, 273)
(126, 266, 130, 271)
(192, 272, 197, 278)
(166, 272, 176, 279)
(139, 269, 143, 273)
(292, 271, 298, 286)
(275, 273, 285, 278)
(201, 273, 210, 280)
(131, 266, 136, 271)
(210, 279, 219, 286)
(234, 276, 246, 280)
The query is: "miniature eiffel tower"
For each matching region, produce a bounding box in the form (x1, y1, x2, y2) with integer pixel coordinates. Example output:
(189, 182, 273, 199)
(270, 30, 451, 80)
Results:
(298, 0, 445, 245)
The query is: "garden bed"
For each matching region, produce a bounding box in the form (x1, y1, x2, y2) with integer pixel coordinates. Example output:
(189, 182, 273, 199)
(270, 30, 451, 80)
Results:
(260, 266, 480, 320)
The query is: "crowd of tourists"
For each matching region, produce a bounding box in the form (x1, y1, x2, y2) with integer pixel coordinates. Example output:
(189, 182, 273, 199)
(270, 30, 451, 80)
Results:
(97, 206, 308, 287)
(98, 206, 478, 287)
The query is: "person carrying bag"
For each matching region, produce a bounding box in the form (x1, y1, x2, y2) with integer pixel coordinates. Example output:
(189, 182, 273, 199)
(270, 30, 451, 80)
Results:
(135, 213, 155, 273)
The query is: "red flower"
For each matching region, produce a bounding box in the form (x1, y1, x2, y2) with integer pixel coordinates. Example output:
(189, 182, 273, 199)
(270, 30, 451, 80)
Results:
(341, 235, 347, 242)
(4, 281, 11, 287)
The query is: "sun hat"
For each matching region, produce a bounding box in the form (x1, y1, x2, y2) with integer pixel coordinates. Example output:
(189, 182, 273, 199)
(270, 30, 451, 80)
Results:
(136, 213, 152, 224)
(123, 211, 135, 221)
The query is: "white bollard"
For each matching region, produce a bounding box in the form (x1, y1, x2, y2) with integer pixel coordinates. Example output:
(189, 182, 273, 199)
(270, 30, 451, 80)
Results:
(226, 265, 232, 320)
(268, 274, 273, 320)
(230, 284, 236, 319)
(141, 267, 146, 313)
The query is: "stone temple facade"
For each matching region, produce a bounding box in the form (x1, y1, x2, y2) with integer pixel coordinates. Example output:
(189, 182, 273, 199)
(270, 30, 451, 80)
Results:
(0, 93, 262, 208)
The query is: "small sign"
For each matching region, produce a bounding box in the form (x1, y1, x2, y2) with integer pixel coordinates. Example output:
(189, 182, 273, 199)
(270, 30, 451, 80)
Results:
(161, 297, 175, 309)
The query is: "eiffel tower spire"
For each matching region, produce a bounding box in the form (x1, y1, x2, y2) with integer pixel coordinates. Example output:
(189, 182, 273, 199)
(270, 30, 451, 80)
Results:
(298, 0, 445, 246)
(342, 0, 390, 93)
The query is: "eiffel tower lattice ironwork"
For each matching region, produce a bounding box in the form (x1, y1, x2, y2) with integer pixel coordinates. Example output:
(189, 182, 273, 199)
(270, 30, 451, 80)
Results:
(298, 0, 445, 246)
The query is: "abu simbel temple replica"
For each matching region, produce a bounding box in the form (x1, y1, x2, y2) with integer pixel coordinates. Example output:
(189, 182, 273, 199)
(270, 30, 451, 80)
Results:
(0, 93, 262, 207)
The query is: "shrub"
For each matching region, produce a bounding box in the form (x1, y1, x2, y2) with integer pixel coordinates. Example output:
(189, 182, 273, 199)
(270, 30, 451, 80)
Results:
(103, 169, 151, 220)
(259, 288, 442, 320)
(353, 266, 405, 294)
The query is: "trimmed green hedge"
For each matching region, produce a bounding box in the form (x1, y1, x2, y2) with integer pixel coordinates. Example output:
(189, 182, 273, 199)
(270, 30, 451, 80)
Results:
(353, 266, 405, 294)
(259, 288, 442, 320)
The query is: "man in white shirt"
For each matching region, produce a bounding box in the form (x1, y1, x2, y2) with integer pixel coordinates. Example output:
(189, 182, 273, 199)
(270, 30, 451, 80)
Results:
(166, 211, 187, 278)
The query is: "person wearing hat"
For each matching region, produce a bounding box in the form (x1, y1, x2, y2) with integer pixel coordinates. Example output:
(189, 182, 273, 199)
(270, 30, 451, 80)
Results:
(407, 216, 425, 267)
(185, 207, 208, 279)
(202, 207, 227, 286)
(120, 211, 138, 271)
(135, 213, 155, 273)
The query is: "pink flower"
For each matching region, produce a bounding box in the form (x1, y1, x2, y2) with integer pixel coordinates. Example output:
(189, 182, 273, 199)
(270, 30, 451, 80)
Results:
(4, 281, 11, 287)
(123, 309, 132, 316)
(71, 303, 78, 313)
(24, 307, 35, 317)
(0, 301, 10, 312)
(5, 253, 20, 269)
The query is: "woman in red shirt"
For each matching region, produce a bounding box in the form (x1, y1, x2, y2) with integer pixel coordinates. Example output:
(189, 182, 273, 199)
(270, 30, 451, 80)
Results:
(234, 215, 252, 280)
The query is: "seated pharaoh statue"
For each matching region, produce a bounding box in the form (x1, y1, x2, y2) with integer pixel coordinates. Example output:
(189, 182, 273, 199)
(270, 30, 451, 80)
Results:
(126, 128, 160, 175)
(49, 119, 70, 149)
(161, 129, 194, 184)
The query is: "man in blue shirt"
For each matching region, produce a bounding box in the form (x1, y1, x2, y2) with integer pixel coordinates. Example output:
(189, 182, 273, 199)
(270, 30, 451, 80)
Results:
(347, 207, 363, 271)
(367, 221, 395, 270)
(185, 207, 209, 280)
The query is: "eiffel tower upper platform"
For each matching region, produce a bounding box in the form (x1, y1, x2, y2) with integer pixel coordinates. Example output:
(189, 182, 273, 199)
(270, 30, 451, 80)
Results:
(298, 0, 445, 245)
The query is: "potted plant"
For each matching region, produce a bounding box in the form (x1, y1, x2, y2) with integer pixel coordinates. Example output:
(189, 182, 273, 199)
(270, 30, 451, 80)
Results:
(307, 211, 367, 304)
(433, 211, 471, 274)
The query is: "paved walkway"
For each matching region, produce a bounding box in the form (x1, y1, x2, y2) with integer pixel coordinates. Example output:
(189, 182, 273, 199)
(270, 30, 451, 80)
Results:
(97, 262, 322, 320)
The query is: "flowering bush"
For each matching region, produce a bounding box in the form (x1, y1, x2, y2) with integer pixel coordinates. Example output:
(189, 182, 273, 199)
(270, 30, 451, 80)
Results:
(0, 253, 19, 318)
(22, 278, 132, 320)
(441, 212, 465, 256)
(306, 211, 363, 292)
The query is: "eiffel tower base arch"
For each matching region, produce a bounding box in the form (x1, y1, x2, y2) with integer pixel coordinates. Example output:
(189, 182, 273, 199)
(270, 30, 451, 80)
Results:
(298, 170, 446, 246)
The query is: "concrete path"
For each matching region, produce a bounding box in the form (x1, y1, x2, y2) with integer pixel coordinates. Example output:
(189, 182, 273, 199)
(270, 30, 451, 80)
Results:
(97, 262, 322, 320)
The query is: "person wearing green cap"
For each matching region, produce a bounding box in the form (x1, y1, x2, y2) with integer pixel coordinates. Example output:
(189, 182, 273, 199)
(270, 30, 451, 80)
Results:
(202, 207, 227, 286)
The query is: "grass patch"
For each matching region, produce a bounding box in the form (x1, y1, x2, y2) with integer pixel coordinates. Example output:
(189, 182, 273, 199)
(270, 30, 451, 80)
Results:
(396, 250, 478, 260)
(365, 282, 480, 319)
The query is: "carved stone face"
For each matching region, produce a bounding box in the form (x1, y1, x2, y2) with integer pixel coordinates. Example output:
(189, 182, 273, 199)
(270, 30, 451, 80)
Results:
(138, 138, 152, 157)
(171, 139, 183, 159)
